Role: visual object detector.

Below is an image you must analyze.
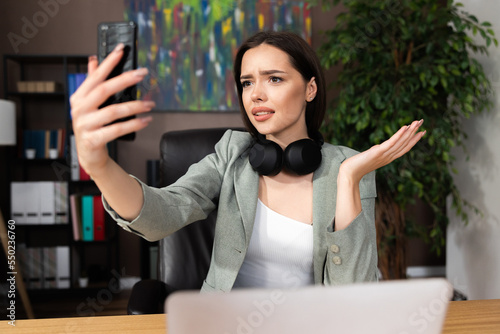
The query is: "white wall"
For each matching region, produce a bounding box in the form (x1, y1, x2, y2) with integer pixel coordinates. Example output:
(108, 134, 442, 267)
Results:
(446, 0, 500, 300)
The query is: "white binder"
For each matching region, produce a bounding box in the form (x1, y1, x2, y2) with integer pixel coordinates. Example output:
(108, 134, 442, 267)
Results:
(54, 181, 68, 224)
(70, 135, 80, 181)
(39, 181, 55, 224)
(43, 247, 57, 289)
(11, 182, 28, 223)
(56, 246, 71, 289)
(11, 182, 40, 224)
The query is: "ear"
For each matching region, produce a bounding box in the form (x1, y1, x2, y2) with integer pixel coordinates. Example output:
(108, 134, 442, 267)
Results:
(306, 77, 317, 102)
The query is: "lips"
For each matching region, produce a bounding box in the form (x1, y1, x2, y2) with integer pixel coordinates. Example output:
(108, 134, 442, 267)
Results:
(252, 107, 275, 121)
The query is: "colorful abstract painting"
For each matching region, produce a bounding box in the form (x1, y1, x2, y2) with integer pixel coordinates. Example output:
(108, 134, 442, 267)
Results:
(124, 0, 311, 112)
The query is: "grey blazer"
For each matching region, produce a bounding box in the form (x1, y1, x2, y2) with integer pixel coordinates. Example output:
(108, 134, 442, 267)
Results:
(104, 130, 378, 292)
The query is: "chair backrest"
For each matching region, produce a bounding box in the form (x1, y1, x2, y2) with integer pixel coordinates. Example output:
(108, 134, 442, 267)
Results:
(157, 127, 244, 291)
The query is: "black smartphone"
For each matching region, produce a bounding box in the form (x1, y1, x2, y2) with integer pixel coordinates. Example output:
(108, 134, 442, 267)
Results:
(98, 21, 138, 141)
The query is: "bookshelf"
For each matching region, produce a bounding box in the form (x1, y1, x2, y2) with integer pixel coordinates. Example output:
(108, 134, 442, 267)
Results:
(3, 54, 119, 293)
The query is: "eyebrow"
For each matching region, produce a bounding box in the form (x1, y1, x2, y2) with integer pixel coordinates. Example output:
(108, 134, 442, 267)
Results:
(240, 69, 287, 80)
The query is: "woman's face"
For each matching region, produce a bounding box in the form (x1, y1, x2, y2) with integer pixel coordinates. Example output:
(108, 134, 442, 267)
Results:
(240, 43, 317, 147)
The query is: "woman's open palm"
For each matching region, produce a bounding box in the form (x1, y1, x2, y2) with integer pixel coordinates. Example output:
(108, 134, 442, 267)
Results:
(340, 119, 426, 183)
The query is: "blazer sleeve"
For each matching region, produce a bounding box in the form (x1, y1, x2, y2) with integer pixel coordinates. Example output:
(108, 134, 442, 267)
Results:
(103, 130, 236, 242)
(323, 170, 378, 285)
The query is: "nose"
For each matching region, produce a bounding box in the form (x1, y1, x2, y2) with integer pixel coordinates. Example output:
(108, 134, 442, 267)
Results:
(250, 81, 267, 102)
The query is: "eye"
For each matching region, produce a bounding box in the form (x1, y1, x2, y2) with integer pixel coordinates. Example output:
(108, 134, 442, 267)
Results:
(269, 76, 282, 83)
(241, 80, 252, 88)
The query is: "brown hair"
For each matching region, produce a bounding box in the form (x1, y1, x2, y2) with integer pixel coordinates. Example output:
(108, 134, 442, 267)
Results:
(233, 31, 326, 138)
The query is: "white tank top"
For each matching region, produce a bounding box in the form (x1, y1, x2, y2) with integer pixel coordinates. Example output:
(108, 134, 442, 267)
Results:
(233, 199, 314, 289)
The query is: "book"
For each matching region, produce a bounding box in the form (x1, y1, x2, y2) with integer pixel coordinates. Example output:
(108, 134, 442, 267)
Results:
(11, 182, 29, 224)
(11, 181, 68, 225)
(54, 182, 68, 224)
(93, 195, 105, 241)
(39, 182, 55, 224)
(70, 135, 80, 181)
(70, 194, 82, 241)
(55, 246, 70, 288)
(81, 195, 94, 241)
(11, 182, 40, 224)
(34, 130, 45, 159)
(67, 73, 76, 119)
(57, 128, 66, 158)
(44, 131, 50, 159)
(22, 129, 66, 159)
(69, 134, 92, 181)
(29, 247, 43, 289)
(43, 247, 57, 288)
(16, 246, 70, 290)
(75, 73, 87, 91)
(67, 72, 86, 120)
(79, 165, 91, 181)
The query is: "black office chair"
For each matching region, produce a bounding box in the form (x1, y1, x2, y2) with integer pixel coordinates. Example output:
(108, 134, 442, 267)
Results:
(127, 127, 244, 315)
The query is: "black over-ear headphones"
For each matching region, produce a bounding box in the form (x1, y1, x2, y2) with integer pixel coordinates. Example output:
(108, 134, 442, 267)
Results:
(249, 132, 324, 176)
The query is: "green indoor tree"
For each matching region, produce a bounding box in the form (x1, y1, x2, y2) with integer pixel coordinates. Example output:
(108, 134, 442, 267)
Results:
(314, 0, 497, 278)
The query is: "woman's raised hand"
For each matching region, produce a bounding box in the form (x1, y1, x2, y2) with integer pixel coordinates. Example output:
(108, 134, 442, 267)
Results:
(339, 119, 426, 183)
(70, 43, 155, 178)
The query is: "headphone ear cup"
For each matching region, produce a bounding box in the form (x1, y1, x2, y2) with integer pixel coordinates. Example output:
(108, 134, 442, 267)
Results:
(284, 139, 322, 175)
(249, 140, 283, 176)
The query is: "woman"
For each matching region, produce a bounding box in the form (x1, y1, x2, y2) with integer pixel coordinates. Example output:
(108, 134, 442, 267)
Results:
(70, 31, 425, 292)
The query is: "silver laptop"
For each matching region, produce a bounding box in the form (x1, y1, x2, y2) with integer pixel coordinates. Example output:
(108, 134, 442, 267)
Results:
(166, 278, 452, 334)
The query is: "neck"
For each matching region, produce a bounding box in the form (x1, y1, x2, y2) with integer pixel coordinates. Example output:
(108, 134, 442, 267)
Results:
(266, 130, 309, 149)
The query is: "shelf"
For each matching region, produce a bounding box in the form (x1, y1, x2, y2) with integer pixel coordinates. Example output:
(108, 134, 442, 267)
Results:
(71, 180, 96, 184)
(4, 53, 119, 294)
(4, 54, 89, 64)
(17, 227, 71, 248)
(19, 158, 68, 163)
(69, 180, 100, 194)
(7, 91, 65, 98)
(25, 285, 121, 297)
(73, 241, 117, 247)
(14, 223, 69, 228)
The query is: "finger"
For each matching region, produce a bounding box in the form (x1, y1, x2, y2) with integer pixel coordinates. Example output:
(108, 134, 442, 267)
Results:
(383, 120, 422, 150)
(90, 116, 153, 145)
(74, 100, 155, 135)
(76, 43, 126, 96)
(69, 56, 98, 115)
(374, 120, 423, 164)
(390, 120, 424, 157)
(401, 129, 426, 155)
(96, 100, 155, 128)
(88, 55, 98, 76)
(70, 68, 149, 120)
(387, 131, 425, 163)
(377, 124, 411, 151)
(85, 68, 149, 109)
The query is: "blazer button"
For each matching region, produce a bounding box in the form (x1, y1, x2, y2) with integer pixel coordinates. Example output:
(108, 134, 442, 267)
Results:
(330, 244, 340, 253)
(332, 256, 342, 265)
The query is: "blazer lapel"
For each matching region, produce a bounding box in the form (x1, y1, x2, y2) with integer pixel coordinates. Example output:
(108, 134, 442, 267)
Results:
(312, 144, 347, 283)
(233, 155, 259, 246)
